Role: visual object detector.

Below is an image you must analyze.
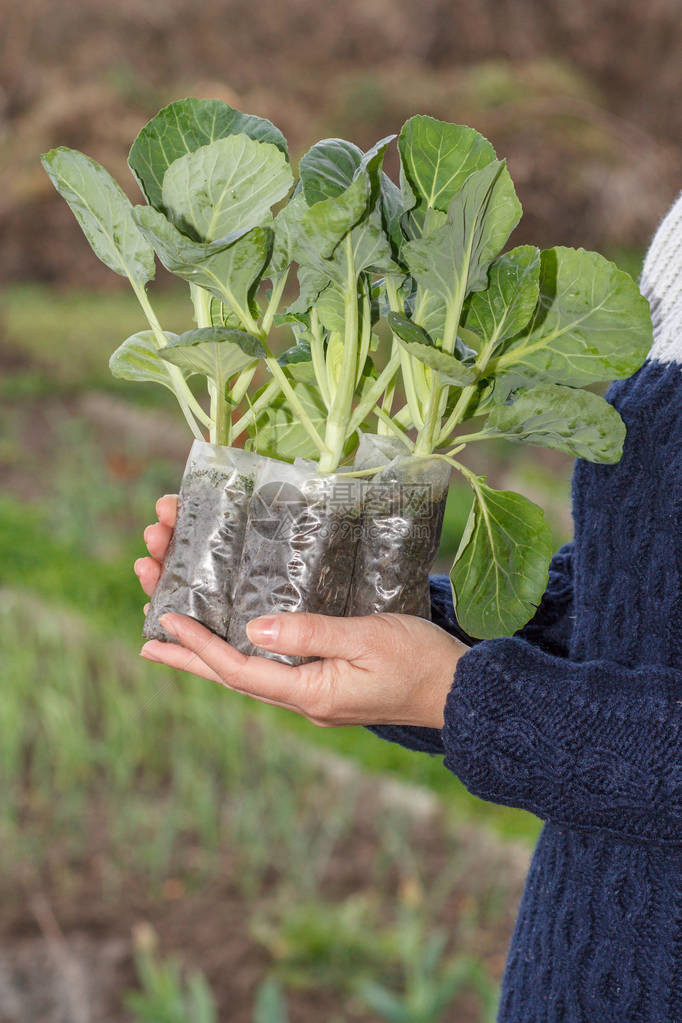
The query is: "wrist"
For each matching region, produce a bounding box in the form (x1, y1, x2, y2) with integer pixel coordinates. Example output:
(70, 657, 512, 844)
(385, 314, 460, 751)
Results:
(411, 636, 466, 729)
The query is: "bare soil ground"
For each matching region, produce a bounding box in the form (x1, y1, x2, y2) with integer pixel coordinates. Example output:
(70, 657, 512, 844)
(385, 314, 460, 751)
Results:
(1, 0, 680, 284)
(0, 766, 529, 1022)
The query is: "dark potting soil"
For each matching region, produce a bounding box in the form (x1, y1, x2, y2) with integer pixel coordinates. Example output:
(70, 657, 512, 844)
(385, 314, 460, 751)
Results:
(228, 476, 361, 665)
(347, 470, 450, 619)
(143, 467, 255, 643)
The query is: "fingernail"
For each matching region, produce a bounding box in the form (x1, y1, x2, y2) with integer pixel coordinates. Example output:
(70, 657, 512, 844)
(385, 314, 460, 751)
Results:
(159, 614, 178, 638)
(133, 558, 144, 576)
(143, 525, 152, 543)
(156, 495, 173, 517)
(140, 644, 159, 662)
(143, 603, 150, 616)
(246, 616, 279, 646)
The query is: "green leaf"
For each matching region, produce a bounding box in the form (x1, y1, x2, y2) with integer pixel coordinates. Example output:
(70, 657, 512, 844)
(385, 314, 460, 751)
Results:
(497, 247, 653, 385)
(320, 208, 399, 294)
(133, 206, 271, 313)
(486, 383, 626, 463)
(451, 480, 554, 639)
(398, 115, 497, 214)
(41, 148, 155, 286)
(161, 135, 293, 242)
(416, 289, 448, 345)
(398, 341, 476, 386)
(208, 295, 241, 329)
(128, 97, 288, 211)
(388, 311, 476, 385)
(404, 160, 522, 306)
(300, 134, 395, 207)
(464, 245, 540, 350)
(387, 311, 436, 348)
(287, 265, 335, 318)
(109, 330, 182, 391)
(270, 193, 307, 274)
(393, 343, 476, 387)
(277, 338, 313, 366)
(294, 171, 371, 267)
(348, 206, 399, 276)
(380, 172, 405, 260)
(300, 137, 363, 205)
(314, 281, 346, 332)
(359, 135, 397, 205)
(159, 327, 265, 385)
(249, 380, 327, 460)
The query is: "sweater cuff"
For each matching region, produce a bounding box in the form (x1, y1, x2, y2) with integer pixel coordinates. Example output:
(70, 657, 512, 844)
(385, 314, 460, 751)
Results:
(365, 723, 445, 755)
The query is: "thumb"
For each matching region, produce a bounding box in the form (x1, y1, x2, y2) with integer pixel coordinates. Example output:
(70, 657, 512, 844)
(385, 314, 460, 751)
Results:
(246, 612, 376, 661)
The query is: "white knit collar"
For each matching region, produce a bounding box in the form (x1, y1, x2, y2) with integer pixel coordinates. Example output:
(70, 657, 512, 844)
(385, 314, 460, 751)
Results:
(640, 191, 682, 364)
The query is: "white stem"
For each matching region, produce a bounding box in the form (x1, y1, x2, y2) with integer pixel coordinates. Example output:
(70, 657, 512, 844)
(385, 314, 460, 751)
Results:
(131, 281, 204, 440)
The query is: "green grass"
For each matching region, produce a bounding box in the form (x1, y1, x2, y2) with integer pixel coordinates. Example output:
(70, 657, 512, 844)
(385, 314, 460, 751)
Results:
(0, 283, 191, 397)
(1, 588, 505, 1018)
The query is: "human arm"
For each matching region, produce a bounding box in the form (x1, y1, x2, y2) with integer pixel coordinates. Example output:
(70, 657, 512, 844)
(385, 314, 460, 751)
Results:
(366, 540, 575, 755)
(442, 636, 682, 844)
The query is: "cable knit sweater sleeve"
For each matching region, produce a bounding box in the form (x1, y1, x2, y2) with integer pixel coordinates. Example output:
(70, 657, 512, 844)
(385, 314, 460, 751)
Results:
(366, 541, 575, 755)
(445, 638, 682, 844)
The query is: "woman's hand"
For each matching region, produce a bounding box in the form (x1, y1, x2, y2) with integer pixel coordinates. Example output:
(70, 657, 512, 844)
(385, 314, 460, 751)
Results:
(134, 496, 466, 730)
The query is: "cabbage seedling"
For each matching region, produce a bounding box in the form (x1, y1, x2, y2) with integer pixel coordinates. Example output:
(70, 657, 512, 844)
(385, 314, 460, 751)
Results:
(371, 116, 652, 636)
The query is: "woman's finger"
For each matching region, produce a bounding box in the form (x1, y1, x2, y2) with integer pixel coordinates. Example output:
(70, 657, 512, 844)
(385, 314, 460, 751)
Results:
(154, 613, 309, 709)
(133, 556, 162, 596)
(140, 638, 305, 714)
(245, 611, 376, 661)
(156, 494, 178, 528)
(141, 639, 224, 683)
(144, 521, 173, 560)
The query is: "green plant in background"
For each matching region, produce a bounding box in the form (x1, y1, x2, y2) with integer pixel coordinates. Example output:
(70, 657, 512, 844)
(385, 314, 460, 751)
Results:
(252, 894, 396, 990)
(42, 99, 652, 637)
(253, 978, 290, 1023)
(356, 904, 499, 1023)
(125, 925, 217, 1023)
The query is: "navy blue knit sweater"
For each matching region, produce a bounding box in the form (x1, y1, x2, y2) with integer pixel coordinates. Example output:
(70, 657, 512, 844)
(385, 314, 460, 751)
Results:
(369, 198, 682, 1021)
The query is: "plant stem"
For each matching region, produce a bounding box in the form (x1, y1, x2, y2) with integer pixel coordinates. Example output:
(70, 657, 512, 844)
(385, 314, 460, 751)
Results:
(348, 347, 401, 434)
(373, 406, 415, 447)
(261, 269, 289, 336)
(231, 366, 257, 406)
(319, 234, 358, 473)
(214, 375, 230, 446)
(131, 281, 204, 440)
(377, 339, 398, 436)
(436, 336, 498, 446)
(399, 347, 425, 430)
(231, 377, 281, 440)
(385, 275, 424, 431)
(265, 357, 328, 455)
(355, 281, 372, 385)
(310, 309, 331, 408)
(414, 372, 442, 455)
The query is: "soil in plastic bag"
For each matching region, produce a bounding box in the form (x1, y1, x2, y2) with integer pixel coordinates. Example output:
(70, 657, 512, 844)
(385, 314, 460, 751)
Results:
(228, 459, 362, 665)
(143, 441, 260, 643)
(347, 434, 451, 619)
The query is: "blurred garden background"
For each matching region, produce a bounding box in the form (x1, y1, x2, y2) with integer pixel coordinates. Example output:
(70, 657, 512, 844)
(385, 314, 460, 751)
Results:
(0, 1, 680, 1020)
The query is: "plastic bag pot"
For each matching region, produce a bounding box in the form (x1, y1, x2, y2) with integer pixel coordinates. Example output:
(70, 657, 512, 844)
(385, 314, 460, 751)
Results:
(227, 458, 362, 665)
(347, 435, 451, 619)
(143, 441, 260, 642)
